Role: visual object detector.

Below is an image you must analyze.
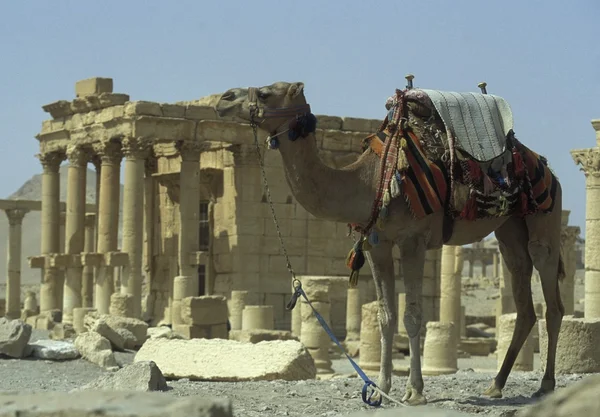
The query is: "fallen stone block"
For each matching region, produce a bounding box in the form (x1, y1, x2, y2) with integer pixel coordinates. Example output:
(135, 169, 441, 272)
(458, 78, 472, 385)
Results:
(74, 331, 119, 369)
(180, 295, 228, 326)
(134, 337, 316, 381)
(90, 318, 126, 351)
(147, 326, 184, 340)
(85, 312, 148, 348)
(459, 338, 494, 356)
(228, 329, 298, 344)
(115, 327, 138, 350)
(173, 323, 228, 340)
(539, 316, 600, 374)
(0, 390, 232, 417)
(0, 317, 32, 358)
(50, 322, 76, 340)
(75, 361, 168, 392)
(29, 339, 80, 360)
(517, 373, 600, 417)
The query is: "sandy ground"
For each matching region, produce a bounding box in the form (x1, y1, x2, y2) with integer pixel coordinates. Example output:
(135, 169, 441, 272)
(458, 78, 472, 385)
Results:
(0, 329, 588, 417)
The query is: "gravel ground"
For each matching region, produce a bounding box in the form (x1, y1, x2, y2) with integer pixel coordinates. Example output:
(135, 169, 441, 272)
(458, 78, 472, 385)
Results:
(0, 330, 587, 417)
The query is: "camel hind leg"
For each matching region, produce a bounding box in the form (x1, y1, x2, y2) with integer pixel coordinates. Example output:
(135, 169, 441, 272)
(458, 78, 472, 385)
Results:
(483, 216, 536, 399)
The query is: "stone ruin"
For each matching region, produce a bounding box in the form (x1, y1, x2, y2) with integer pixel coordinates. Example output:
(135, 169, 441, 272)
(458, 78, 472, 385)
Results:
(0, 77, 599, 417)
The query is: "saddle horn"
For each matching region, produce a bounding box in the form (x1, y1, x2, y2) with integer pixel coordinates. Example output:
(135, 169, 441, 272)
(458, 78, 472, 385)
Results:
(478, 82, 488, 94)
(405, 74, 415, 89)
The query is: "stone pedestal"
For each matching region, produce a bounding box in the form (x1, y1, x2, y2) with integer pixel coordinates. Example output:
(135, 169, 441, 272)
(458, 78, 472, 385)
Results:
(38, 152, 64, 314)
(422, 321, 458, 375)
(560, 216, 580, 316)
(242, 305, 274, 330)
(228, 290, 248, 331)
(73, 307, 96, 334)
(23, 291, 37, 313)
(109, 293, 134, 317)
(82, 213, 96, 308)
(345, 287, 361, 341)
(571, 128, 600, 318)
(359, 301, 381, 372)
(93, 142, 122, 314)
(120, 138, 148, 318)
(496, 313, 534, 372)
(299, 277, 333, 374)
(172, 275, 194, 325)
(440, 245, 463, 341)
(63, 146, 88, 324)
(4, 208, 28, 319)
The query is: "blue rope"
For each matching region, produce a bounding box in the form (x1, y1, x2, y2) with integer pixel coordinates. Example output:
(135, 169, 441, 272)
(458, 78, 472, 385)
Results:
(290, 285, 382, 407)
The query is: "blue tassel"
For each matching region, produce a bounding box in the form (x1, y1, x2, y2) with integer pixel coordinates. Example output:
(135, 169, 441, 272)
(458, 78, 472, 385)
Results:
(368, 231, 379, 246)
(268, 137, 280, 149)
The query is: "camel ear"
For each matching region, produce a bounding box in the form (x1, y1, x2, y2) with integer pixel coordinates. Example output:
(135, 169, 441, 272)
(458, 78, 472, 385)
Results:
(287, 82, 305, 98)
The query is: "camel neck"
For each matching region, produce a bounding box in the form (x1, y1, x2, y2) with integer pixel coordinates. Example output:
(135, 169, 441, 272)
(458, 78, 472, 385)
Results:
(275, 132, 374, 224)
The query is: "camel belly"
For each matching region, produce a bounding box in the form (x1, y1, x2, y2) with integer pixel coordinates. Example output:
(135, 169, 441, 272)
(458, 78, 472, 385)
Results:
(444, 216, 510, 246)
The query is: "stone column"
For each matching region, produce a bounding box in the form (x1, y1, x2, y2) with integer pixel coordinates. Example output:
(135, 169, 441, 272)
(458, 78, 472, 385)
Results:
(175, 142, 202, 298)
(492, 252, 499, 278)
(300, 277, 333, 374)
(440, 245, 463, 341)
(62, 145, 88, 324)
(142, 157, 157, 318)
(560, 210, 580, 316)
(4, 208, 28, 319)
(228, 290, 248, 331)
(359, 301, 381, 372)
(93, 141, 122, 314)
(242, 305, 274, 330)
(82, 213, 96, 308)
(497, 313, 534, 371)
(496, 252, 516, 329)
(572, 127, 600, 318)
(422, 321, 458, 375)
(120, 138, 148, 318)
(345, 287, 361, 341)
(38, 151, 64, 313)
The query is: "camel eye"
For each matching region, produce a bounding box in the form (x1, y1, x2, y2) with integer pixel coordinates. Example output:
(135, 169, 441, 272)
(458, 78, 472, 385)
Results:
(258, 91, 270, 100)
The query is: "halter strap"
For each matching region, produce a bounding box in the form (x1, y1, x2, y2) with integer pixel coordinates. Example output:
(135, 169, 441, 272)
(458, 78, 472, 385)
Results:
(248, 87, 311, 120)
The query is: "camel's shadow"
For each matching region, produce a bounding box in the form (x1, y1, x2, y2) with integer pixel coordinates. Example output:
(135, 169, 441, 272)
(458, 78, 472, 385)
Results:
(453, 394, 541, 407)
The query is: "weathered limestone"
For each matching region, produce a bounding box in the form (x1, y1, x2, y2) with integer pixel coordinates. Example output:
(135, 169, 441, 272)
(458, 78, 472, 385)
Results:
(496, 253, 516, 331)
(397, 293, 407, 336)
(121, 137, 149, 318)
(345, 287, 361, 341)
(0, 317, 32, 358)
(299, 277, 333, 374)
(3, 208, 28, 319)
(75, 77, 114, 97)
(496, 313, 534, 371)
(110, 293, 134, 317)
(62, 145, 88, 324)
(23, 291, 37, 313)
(359, 301, 381, 372)
(175, 296, 229, 339)
(135, 338, 317, 381)
(227, 290, 248, 331)
(539, 316, 600, 374)
(242, 305, 274, 330)
(94, 140, 122, 314)
(571, 123, 600, 318)
(422, 321, 458, 375)
(38, 151, 64, 314)
(73, 307, 97, 333)
(82, 213, 96, 308)
(440, 245, 463, 342)
(560, 212, 580, 315)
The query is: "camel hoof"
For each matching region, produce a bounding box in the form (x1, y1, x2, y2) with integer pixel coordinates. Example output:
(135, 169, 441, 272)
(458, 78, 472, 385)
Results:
(483, 382, 503, 399)
(532, 386, 553, 398)
(402, 388, 428, 406)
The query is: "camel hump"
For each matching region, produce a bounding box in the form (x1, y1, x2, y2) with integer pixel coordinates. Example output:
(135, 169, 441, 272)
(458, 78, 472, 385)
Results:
(406, 88, 514, 162)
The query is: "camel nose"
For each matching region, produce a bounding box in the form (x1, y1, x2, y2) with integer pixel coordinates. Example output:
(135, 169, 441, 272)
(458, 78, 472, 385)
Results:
(221, 90, 235, 101)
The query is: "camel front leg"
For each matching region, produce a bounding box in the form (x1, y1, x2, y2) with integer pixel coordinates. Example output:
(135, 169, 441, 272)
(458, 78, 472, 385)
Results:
(364, 240, 396, 396)
(400, 237, 427, 406)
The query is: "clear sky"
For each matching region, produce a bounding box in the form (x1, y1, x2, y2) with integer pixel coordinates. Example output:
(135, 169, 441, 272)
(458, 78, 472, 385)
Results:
(0, 0, 598, 235)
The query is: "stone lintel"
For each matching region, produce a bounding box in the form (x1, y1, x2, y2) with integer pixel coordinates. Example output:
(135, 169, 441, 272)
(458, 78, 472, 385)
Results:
(104, 251, 129, 267)
(49, 254, 72, 268)
(189, 251, 208, 266)
(28, 256, 46, 269)
(80, 253, 105, 267)
(76, 77, 113, 97)
(0, 200, 96, 213)
(35, 129, 71, 143)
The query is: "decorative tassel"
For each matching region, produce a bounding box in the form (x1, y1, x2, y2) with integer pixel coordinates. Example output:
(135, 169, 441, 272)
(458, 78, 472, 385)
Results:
(346, 239, 365, 287)
(390, 175, 400, 198)
(368, 230, 379, 246)
(483, 174, 495, 195)
(467, 160, 482, 181)
(513, 149, 525, 177)
(520, 191, 529, 215)
(397, 148, 410, 171)
(499, 195, 508, 215)
(399, 138, 408, 149)
(383, 190, 391, 206)
(460, 193, 478, 220)
(379, 205, 388, 219)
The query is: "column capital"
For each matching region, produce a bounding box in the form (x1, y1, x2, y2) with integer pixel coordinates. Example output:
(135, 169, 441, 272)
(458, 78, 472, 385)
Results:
(93, 140, 122, 165)
(37, 151, 65, 173)
(122, 137, 151, 160)
(561, 225, 581, 247)
(5, 208, 29, 226)
(84, 212, 96, 227)
(144, 156, 158, 175)
(176, 140, 203, 162)
(571, 147, 600, 178)
(66, 145, 90, 167)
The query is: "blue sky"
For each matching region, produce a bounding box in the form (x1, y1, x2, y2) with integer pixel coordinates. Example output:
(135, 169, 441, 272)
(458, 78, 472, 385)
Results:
(0, 0, 598, 235)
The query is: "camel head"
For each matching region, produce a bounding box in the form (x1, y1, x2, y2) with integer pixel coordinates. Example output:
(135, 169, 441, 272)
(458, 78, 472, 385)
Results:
(216, 82, 315, 146)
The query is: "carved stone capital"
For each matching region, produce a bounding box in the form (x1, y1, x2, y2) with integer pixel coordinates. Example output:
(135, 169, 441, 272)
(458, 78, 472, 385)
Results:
(561, 225, 581, 247)
(122, 137, 150, 160)
(175, 140, 203, 162)
(5, 208, 29, 226)
(66, 145, 90, 167)
(571, 148, 600, 178)
(37, 151, 65, 173)
(93, 140, 122, 165)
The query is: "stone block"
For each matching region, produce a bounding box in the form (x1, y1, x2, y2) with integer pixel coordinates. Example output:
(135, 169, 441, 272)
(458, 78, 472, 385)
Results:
(0, 317, 32, 358)
(341, 117, 378, 132)
(0, 391, 233, 417)
(105, 251, 129, 267)
(74, 331, 119, 369)
(228, 329, 298, 344)
(135, 338, 316, 381)
(161, 103, 186, 118)
(539, 316, 600, 374)
(75, 77, 113, 97)
(109, 293, 134, 317)
(180, 296, 228, 326)
(124, 101, 162, 116)
(459, 338, 493, 356)
(315, 115, 342, 130)
(242, 305, 274, 330)
(321, 130, 354, 152)
(186, 105, 218, 120)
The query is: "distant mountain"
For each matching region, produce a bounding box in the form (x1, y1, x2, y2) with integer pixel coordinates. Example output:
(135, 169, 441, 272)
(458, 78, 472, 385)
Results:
(0, 164, 124, 286)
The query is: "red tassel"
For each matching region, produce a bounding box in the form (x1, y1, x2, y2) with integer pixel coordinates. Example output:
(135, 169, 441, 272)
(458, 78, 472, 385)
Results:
(460, 194, 478, 220)
(520, 191, 529, 215)
(467, 160, 482, 180)
(513, 149, 525, 177)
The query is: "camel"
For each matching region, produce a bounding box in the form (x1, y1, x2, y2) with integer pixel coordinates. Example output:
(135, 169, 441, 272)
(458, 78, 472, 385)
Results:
(215, 81, 565, 406)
